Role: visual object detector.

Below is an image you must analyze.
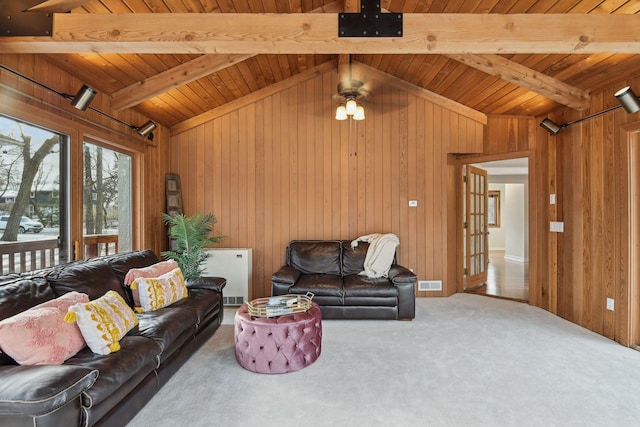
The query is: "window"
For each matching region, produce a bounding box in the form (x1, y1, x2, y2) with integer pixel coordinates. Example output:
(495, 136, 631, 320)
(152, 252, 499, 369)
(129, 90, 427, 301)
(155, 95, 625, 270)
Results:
(0, 114, 68, 273)
(81, 142, 132, 258)
(488, 190, 501, 227)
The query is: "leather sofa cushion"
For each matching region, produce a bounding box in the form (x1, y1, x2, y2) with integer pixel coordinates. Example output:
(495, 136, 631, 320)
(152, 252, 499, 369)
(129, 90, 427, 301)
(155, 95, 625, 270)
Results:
(45, 259, 127, 302)
(289, 241, 342, 275)
(0, 277, 54, 321)
(343, 275, 397, 307)
(64, 336, 161, 408)
(133, 308, 198, 354)
(291, 274, 344, 297)
(343, 274, 398, 297)
(169, 288, 221, 327)
(0, 365, 98, 416)
(341, 240, 368, 275)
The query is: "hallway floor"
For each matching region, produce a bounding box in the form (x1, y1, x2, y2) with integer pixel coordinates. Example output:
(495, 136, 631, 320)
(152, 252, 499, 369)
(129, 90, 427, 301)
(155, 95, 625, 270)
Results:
(466, 250, 529, 302)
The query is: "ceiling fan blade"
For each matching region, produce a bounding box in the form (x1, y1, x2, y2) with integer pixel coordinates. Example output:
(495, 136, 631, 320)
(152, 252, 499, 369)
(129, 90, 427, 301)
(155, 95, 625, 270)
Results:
(25, 0, 91, 12)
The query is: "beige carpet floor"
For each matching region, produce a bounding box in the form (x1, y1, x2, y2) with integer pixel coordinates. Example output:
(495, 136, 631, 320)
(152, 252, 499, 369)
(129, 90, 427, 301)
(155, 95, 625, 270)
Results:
(128, 294, 640, 427)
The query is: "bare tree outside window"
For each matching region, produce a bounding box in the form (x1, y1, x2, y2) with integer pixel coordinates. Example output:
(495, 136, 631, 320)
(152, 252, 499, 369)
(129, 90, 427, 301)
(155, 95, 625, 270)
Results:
(0, 116, 61, 242)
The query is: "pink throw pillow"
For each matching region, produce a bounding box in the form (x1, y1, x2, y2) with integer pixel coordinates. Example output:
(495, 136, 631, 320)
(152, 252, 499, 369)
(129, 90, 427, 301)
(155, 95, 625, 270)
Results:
(0, 291, 89, 365)
(124, 260, 179, 307)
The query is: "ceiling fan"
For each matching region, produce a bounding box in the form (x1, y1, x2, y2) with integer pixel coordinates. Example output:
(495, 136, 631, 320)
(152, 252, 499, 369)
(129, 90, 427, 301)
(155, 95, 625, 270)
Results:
(334, 55, 370, 121)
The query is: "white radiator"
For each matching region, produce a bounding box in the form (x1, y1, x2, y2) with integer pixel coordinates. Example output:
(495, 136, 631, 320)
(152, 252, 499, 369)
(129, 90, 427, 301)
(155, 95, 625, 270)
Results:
(202, 248, 252, 306)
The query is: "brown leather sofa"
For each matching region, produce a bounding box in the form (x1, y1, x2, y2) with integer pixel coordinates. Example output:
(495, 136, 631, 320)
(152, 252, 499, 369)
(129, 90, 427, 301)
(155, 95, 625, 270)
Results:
(271, 240, 416, 320)
(0, 250, 225, 427)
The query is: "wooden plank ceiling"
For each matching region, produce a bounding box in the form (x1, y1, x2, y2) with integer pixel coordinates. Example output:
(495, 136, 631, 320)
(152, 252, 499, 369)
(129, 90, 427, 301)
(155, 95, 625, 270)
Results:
(8, 0, 640, 129)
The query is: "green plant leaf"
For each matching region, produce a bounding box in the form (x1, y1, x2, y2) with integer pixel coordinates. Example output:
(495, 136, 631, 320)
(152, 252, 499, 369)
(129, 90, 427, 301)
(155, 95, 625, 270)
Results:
(162, 212, 226, 280)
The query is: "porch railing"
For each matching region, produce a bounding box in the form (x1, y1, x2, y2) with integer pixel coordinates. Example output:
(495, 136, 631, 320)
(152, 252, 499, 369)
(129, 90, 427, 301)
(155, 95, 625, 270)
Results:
(0, 234, 119, 275)
(75, 234, 119, 260)
(0, 239, 59, 275)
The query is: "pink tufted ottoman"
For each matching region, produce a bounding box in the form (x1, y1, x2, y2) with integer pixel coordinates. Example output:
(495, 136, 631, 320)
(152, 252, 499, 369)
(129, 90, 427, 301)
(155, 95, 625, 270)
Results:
(234, 302, 322, 374)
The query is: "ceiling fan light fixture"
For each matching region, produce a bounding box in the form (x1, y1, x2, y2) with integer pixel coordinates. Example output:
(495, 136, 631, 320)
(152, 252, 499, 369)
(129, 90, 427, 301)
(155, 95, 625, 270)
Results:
(353, 105, 365, 121)
(615, 86, 640, 114)
(345, 98, 357, 116)
(335, 105, 348, 120)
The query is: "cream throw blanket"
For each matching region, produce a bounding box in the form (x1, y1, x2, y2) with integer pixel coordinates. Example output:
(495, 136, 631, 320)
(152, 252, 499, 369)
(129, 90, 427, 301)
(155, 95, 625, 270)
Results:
(350, 233, 400, 278)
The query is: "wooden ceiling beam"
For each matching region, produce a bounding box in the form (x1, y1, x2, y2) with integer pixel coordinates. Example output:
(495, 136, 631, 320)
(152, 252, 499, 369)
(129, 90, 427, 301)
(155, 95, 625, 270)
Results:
(110, 1, 343, 111)
(2, 14, 638, 54)
(110, 54, 254, 110)
(355, 62, 488, 124)
(25, 0, 92, 13)
(447, 54, 591, 111)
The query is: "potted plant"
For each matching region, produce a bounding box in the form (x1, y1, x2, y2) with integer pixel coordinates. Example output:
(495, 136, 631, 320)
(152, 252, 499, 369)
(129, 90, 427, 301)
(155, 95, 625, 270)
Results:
(161, 212, 225, 280)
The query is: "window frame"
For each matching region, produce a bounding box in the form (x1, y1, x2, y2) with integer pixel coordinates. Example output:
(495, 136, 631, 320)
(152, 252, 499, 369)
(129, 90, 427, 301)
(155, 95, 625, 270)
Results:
(488, 190, 501, 228)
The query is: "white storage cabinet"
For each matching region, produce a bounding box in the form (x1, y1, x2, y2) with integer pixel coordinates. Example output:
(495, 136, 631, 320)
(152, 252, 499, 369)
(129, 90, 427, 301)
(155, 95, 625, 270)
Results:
(202, 248, 252, 306)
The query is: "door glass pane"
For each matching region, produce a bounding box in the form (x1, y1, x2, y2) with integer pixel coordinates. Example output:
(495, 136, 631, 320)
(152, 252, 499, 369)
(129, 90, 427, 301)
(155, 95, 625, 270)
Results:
(0, 115, 68, 273)
(81, 142, 132, 259)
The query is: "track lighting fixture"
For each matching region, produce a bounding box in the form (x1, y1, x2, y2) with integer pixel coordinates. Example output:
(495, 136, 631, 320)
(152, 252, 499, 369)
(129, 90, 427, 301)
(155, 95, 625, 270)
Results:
(540, 86, 640, 136)
(539, 118, 563, 135)
(69, 84, 96, 111)
(136, 120, 156, 140)
(0, 64, 156, 140)
(614, 87, 640, 114)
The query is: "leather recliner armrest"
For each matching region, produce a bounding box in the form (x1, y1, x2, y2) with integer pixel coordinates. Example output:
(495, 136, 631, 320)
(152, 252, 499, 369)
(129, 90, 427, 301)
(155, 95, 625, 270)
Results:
(0, 365, 98, 417)
(272, 265, 301, 285)
(388, 265, 417, 320)
(186, 276, 226, 293)
(388, 265, 417, 284)
(271, 266, 301, 295)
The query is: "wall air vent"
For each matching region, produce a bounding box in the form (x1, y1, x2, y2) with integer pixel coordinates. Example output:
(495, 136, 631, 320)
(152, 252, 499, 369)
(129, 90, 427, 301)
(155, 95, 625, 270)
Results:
(418, 280, 442, 292)
(223, 296, 246, 306)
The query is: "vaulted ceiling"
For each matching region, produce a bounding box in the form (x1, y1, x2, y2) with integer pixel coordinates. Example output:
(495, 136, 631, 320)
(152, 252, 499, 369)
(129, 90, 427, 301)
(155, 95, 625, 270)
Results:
(2, 0, 639, 131)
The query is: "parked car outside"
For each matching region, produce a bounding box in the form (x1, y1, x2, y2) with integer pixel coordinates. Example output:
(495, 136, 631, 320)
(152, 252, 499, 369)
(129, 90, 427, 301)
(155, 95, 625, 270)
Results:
(0, 216, 44, 233)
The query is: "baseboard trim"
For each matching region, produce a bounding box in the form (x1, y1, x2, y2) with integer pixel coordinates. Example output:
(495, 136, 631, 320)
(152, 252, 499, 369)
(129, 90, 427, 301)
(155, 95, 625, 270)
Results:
(504, 254, 528, 263)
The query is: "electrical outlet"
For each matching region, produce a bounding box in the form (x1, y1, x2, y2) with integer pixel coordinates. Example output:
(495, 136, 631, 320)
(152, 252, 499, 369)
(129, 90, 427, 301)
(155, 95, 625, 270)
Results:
(550, 194, 556, 205)
(606, 298, 615, 311)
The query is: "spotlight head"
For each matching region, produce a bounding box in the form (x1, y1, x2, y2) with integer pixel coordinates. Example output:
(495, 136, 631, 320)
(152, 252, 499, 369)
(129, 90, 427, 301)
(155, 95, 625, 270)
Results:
(615, 86, 640, 114)
(540, 118, 562, 136)
(136, 120, 157, 138)
(70, 84, 96, 111)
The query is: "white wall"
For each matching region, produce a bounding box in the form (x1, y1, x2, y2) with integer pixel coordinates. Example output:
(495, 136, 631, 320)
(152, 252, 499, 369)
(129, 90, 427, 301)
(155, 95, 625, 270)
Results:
(504, 183, 527, 262)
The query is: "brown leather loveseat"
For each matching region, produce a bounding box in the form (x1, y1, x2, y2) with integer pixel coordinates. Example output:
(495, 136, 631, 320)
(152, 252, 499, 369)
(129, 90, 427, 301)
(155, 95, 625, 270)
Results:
(272, 240, 416, 320)
(0, 250, 225, 427)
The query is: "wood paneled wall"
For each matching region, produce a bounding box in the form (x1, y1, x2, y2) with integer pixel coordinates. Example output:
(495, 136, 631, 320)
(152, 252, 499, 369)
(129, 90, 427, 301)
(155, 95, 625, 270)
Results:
(478, 83, 640, 346)
(550, 78, 640, 346)
(0, 54, 169, 256)
(170, 66, 484, 299)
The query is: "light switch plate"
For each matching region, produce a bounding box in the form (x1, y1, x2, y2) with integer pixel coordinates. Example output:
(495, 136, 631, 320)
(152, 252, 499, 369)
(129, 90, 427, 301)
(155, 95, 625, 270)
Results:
(606, 298, 615, 311)
(550, 221, 564, 232)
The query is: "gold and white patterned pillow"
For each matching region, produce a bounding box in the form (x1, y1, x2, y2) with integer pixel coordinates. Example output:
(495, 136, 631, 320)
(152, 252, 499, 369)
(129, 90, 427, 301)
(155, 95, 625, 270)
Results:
(131, 267, 188, 312)
(65, 290, 138, 355)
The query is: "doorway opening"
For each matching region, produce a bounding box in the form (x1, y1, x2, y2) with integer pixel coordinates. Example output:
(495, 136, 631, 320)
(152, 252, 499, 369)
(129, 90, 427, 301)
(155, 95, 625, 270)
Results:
(463, 157, 529, 302)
